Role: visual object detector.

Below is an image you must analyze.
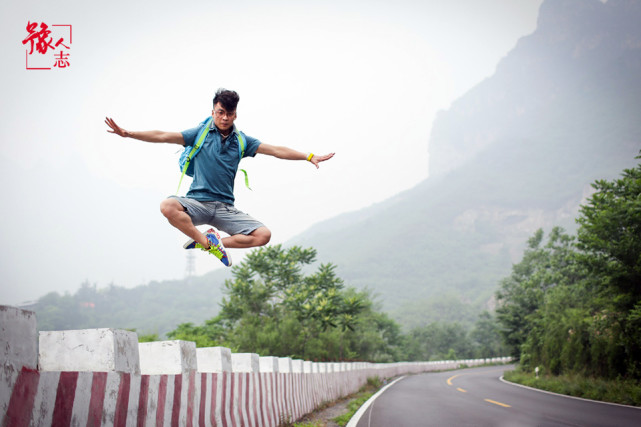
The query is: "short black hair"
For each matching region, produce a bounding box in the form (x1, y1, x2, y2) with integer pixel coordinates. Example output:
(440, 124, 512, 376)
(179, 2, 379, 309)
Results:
(213, 88, 240, 112)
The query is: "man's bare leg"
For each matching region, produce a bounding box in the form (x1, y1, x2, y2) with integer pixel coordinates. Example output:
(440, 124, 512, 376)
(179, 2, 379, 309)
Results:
(160, 198, 211, 248)
(223, 227, 271, 249)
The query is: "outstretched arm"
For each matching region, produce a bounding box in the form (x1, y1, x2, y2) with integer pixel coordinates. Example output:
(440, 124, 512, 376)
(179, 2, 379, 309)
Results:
(105, 117, 185, 145)
(256, 143, 335, 169)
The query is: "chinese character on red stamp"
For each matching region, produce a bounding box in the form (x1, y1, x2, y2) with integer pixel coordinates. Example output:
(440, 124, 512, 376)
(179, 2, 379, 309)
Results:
(22, 22, 72, 70)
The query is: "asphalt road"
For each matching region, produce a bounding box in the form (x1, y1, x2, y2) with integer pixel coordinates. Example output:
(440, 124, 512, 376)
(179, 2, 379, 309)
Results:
(352, 365, 641, 427)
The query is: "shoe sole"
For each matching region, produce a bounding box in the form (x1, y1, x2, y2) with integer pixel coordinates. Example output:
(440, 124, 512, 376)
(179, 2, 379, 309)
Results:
(183, 239, 197, 249)
(222, 254, 232, 267)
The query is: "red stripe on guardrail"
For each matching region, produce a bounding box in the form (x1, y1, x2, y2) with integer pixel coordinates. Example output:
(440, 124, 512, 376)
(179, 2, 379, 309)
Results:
(52, 371, 78, 426)
(210, 374, 218, 427)
(187, 371, 195, 427)
(229, 373, 236, 427)
(199, 373, 207, 427)
(88, 372, 108, 427)
(172, 374, 182, 426)
(4, 367, 39, 427)
(137, 375, 150, 427)
(221, 372, 228, 427)
(156, 375, 168, 426)
(114, 373, 130, 427)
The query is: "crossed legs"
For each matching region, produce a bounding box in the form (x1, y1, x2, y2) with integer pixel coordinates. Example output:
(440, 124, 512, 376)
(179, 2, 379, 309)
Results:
(159, 198, 271, 249)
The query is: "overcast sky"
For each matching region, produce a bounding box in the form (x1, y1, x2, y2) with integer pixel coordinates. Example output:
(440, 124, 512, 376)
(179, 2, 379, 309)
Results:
(1, 0, 543, 305)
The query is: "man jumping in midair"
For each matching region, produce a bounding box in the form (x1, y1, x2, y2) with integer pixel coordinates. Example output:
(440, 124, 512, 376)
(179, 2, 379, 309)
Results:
(106, 88, 334, 266)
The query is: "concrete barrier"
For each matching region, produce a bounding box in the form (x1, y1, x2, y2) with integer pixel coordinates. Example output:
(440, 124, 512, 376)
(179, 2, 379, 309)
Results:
(39, 328, 140, 374)
(0, 305, 512, 426)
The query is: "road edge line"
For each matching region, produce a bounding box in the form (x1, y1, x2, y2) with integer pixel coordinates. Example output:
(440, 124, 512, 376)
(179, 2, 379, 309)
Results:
(499, 376, 641, 410)
(346, 376, 406, 427)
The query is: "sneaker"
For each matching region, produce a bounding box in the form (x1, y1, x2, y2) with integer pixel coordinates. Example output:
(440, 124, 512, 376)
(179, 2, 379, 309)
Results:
(182, 228, 220, 250)
(183, 228, 232, 267)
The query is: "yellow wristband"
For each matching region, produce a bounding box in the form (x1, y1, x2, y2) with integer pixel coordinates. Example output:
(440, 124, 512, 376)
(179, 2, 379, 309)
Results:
(307, 153, 314, 162)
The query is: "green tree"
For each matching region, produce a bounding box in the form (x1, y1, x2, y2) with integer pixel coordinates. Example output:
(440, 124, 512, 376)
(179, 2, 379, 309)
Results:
(470, 311, 508, 359)
(403, 322, 473, 361)
(496, 154, 641, 379)
(137, 332, 160, 343)
(575, 154, 641, 377)
(166, 245, 401, 362)
(495, 227, 584, 359)
(216, 245, 365, 359)
(166, 317, 226, 348)
(576, 156, 641, 309)
(335, 289, 405, 362)
(521, 283, 592, 375)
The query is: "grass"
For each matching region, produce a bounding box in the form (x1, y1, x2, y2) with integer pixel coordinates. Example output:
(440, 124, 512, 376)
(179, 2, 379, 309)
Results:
(331, 376, 382, 427)
(288, 376, 383, 427)
(330, 392, 374, 426)
(504, 369, 641, 407)
(293, 421, 325, 427)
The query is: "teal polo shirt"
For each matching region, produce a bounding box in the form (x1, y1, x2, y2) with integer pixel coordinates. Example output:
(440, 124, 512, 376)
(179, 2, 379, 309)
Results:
(181, 118, 261, 204)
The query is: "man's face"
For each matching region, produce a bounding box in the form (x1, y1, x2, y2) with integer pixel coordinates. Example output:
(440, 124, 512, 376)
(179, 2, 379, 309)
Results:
(212, 102, 237, 131)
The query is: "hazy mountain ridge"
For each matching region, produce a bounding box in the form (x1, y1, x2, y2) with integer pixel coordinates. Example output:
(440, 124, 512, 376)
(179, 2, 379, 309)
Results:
(291, 0, 641, 326)
(429, 0, 641, 178)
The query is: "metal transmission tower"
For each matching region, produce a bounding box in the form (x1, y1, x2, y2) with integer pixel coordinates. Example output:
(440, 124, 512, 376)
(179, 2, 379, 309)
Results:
(185, 251, 195, 280)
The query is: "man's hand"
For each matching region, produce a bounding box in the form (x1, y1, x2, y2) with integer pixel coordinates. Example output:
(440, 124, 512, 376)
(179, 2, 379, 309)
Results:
(105, 117, 129, 138)
(309, 152, 335, 169)
(104, 117, 184, 145)
(256, 143, 335, 168)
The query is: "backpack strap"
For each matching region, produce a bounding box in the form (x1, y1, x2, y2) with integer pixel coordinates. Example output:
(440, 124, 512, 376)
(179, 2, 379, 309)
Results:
(235, 130, 251, 190)
(176, 117, 213, 195)
(235, 129, 246, 160)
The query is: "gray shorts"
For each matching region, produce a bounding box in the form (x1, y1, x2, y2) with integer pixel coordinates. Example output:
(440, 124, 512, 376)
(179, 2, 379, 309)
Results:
(168, 196, 265, 236)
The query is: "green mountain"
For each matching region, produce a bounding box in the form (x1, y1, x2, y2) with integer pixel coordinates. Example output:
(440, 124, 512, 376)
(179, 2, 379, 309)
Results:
(26, 270, 232, 336)
(291, 0, 641, 328)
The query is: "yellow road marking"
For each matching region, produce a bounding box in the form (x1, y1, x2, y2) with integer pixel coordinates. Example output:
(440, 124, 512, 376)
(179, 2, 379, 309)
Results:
(446, 374, 459, 386)
(485, 399, 511, 408)
(447, 370, 512, 409)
